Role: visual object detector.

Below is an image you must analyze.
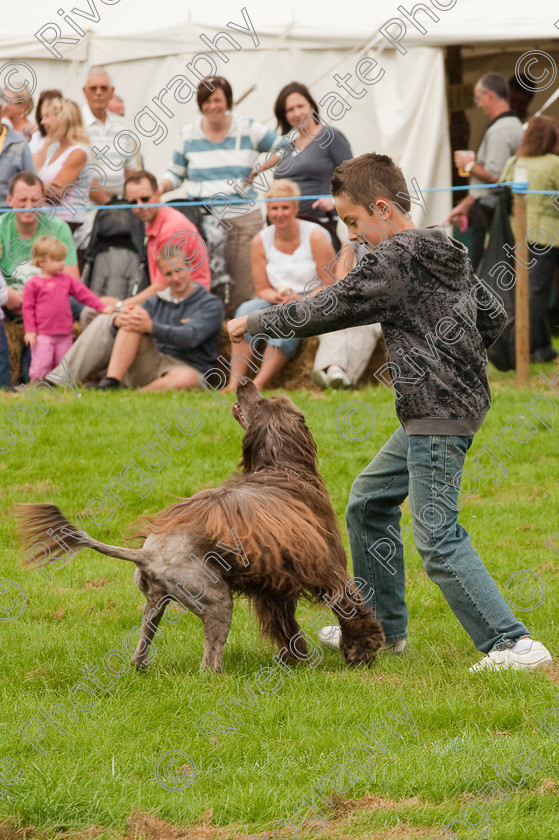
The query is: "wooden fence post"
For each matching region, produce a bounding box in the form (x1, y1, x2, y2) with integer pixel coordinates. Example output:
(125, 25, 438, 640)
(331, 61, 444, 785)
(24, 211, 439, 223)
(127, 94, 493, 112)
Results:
(512, 191, 530, 387)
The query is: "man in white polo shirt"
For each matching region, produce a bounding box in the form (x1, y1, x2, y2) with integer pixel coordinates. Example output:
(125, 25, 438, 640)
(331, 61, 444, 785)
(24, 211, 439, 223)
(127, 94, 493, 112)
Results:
(80, 66, 137, 250)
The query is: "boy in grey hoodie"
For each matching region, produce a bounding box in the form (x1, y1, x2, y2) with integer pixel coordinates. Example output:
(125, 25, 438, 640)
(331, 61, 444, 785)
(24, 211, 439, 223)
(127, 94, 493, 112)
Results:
(228, 153, 551, 671)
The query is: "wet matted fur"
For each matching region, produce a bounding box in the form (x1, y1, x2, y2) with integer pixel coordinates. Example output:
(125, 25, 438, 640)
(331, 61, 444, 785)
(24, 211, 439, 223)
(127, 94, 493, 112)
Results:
(16, 381, 384, 672)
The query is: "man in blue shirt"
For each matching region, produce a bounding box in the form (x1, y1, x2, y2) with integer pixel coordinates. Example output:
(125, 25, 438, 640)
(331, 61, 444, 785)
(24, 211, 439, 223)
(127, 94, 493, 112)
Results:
(47, 247, 223, 391)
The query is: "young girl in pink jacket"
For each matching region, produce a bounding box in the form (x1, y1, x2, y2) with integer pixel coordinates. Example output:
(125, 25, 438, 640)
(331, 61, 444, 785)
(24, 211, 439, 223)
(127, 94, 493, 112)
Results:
(22, 236, 110, 380)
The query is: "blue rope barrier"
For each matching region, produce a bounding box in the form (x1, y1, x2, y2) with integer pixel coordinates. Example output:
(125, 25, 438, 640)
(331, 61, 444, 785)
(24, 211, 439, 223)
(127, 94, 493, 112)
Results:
(1, 182, 554, 214)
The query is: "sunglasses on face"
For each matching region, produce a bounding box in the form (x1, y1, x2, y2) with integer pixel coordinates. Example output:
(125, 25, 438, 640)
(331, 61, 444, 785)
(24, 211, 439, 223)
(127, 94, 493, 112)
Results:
(87, 85, 110, 92)
(128, 195, 154, 204)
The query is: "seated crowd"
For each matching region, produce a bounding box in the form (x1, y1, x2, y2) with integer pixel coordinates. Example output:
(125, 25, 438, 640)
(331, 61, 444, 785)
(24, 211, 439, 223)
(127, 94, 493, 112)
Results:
(0, 66, 383, 393)
(1, 67, 554, 391)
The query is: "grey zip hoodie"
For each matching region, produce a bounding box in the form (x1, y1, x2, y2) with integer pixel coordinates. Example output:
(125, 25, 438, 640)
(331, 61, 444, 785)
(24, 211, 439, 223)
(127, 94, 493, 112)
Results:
(246, 226, 507, 435)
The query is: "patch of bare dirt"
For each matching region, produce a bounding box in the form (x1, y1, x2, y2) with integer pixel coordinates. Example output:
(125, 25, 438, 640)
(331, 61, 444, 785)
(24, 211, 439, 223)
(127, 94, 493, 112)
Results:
(13, 482, 55, 495)
(0, 822, 43, 839)
(367, 828, 433, 839)
(544, 667, 559, 684)
(535, 778, 558, 795)
(124, 811, 249, 840)
(328, 793, 424, 817)
(84, 579, 113, 590)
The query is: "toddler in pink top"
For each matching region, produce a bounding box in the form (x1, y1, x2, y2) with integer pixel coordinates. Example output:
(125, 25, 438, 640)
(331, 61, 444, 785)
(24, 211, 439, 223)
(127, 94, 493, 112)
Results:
(23, 236, 110, 380)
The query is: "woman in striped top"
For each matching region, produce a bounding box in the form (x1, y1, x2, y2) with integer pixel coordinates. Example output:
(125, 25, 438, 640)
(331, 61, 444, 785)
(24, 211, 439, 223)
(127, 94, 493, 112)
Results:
(159, 76, 283, 316)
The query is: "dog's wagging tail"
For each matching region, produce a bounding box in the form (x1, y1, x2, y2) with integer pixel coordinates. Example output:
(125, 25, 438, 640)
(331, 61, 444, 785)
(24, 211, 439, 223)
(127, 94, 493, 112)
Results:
(16, 382, 384, 672)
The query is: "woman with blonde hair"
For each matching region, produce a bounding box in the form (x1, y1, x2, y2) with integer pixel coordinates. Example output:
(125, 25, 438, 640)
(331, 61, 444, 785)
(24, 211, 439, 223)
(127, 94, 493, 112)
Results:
(223, 178, 335, 391)
(33, 97, 93, 231)
(1, 84, 35, 141)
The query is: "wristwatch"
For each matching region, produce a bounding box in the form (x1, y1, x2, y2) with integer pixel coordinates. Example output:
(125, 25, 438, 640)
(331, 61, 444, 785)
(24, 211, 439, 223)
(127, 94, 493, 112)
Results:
(464, 160, 475, 174)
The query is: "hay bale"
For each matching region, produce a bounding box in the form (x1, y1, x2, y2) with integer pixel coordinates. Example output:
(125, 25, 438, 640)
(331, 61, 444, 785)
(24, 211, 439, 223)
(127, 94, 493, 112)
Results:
(216, 327, 388, 391)
(5, 320, 25, 385)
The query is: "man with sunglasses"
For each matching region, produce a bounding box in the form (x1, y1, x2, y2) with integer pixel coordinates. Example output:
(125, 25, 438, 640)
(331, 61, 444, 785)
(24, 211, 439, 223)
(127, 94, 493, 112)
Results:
(82, 67, 136, 207)
(123, 170, 210, 306)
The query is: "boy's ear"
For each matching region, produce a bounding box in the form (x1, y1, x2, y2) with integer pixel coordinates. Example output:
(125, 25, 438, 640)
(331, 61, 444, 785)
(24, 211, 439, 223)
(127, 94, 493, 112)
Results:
(369, 199, 392, 218)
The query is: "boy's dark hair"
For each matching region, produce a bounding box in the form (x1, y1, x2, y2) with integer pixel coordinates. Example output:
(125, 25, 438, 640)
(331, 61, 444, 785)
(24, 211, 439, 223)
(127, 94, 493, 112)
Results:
(331, 153, 410, 213)
(8, 171, 44, 195)
(478, 72, 509, 103)
(124, 169, 158, 193)
(196, 76, 233, 111)
(274, 82, 320, 135)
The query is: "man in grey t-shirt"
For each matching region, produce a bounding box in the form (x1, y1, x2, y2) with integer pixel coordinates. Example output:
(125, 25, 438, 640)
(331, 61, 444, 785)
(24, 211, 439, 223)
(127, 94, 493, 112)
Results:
(449, 73, 523, 269)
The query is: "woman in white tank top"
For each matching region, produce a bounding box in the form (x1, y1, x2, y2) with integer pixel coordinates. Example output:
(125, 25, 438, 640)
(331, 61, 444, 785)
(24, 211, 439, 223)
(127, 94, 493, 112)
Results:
(223, 179, 336, 392)
(34, 97, 92, 230)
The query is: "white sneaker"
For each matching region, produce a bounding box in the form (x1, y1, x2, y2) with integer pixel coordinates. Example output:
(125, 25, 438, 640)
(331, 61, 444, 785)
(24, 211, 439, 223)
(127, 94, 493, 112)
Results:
(381, 639, 407, 655)
(312, 368, 330, 390)
(326, 365, 352, 389)
(469, 639, 552, 672)
(317, 625, 341, 649)
(317, 625, 406, 655)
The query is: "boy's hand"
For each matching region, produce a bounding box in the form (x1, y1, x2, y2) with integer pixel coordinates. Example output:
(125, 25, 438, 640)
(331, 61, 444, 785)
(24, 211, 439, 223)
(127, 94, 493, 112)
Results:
(24, 332, 36, 347)
(228, 316, 249, 343)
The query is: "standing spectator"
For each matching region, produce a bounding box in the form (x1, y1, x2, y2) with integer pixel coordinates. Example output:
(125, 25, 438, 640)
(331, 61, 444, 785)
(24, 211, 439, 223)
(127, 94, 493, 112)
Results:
(22, 237, 110, 380)
(82, 67, 136, 204)
(0, 120, 35, 208)
(450, 73, 523, 270)
(34, 98, 92, 233)
(270, 82, 352, 249)
(28, 89, 62, 154)
(1, 84, 35, 142)
(80, 67, 137, 255)
(501, 116, 559, 362)
(159, 76, 283, 316)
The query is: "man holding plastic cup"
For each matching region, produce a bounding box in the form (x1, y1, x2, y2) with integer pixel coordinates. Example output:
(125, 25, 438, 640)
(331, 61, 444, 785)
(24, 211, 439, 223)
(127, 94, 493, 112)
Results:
(448, 73, 523, 269)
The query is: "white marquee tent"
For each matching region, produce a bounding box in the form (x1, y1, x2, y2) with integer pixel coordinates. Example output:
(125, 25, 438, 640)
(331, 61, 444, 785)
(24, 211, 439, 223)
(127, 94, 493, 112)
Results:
(1, 0, 558, 223)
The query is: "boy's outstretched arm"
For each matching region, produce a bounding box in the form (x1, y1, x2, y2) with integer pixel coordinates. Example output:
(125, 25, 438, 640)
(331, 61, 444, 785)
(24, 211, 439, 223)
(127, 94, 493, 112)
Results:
(239, 253, 392, 343)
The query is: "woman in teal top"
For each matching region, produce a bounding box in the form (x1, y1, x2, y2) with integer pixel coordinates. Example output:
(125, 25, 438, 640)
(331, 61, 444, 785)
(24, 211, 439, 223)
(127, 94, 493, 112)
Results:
(501, 116, 559, 362)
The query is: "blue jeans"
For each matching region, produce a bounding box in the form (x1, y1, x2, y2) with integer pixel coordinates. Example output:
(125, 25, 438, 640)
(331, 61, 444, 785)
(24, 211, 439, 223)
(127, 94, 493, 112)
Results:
(346, 427, 529, 653)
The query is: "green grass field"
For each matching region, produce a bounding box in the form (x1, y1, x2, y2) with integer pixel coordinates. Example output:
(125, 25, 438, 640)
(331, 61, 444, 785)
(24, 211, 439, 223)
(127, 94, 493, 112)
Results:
(1, 364, 558, 839)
